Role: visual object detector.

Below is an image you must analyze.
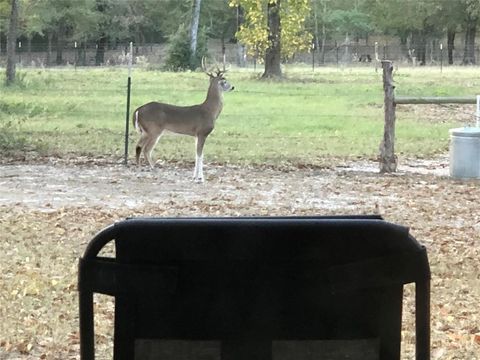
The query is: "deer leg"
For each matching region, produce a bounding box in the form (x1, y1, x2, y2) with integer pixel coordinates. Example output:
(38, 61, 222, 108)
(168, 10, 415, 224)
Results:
(143, 134, 162, 169)
(194, 135, 206, 182)
(135, 134, 148, 166)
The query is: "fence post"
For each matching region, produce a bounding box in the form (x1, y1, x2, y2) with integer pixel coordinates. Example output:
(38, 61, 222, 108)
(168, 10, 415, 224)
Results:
(124, 42, 133, 166)
(379, 60, 397, 173)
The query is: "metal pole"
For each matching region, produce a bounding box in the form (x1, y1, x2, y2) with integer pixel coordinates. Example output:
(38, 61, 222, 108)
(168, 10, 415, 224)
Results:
(124, 42, 133, 166)
(476, 95, 480, 128)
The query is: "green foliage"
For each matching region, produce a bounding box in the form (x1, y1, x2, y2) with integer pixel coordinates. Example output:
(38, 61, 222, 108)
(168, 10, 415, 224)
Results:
(203, 0, 237, 40)
(229, 0, 313, 60)
(328, 9, 372, 36)
(2, 0, 480, 68)
(280, 0, 313, 58)
(164, 24, 208, 71)
(0, 107, 28, 154)
(0, 0, 10, 32)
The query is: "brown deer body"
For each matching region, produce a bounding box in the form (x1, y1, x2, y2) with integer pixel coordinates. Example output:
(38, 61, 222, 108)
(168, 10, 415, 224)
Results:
(133, 69, 233, 182)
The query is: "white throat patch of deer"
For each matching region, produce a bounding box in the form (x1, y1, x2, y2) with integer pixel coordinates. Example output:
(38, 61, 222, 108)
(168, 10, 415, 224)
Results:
(133, 67, 233, 183)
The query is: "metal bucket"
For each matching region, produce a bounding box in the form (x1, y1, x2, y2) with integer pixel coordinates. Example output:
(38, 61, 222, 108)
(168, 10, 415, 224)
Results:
(449, 127, 480, 179)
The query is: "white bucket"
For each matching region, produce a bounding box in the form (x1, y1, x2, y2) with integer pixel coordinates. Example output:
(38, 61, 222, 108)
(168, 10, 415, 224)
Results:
(449, 127, 480, 179)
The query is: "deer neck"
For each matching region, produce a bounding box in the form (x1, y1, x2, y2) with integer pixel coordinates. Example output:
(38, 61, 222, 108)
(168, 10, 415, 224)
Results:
(202, 83, 224, 119)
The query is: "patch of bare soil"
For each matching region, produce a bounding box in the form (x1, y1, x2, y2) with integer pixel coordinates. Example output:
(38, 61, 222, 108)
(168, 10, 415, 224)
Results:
(0, 157, 479, 359)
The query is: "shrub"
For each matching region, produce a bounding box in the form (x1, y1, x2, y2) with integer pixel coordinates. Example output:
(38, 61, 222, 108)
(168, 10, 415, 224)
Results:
(164, 23, 208, 71)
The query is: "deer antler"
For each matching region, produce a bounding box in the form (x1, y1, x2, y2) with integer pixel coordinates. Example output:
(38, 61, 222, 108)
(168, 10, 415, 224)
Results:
(202, 56, 229, 77)
(221, 54, 232, 74)
(201, 56, 215, 77)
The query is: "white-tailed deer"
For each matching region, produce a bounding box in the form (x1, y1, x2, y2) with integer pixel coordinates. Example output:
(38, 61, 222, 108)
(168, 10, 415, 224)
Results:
(132, 61, 234, 182)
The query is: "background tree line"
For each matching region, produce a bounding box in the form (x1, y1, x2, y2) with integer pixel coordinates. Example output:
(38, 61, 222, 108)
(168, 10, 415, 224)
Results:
(1, 0, 480, 80)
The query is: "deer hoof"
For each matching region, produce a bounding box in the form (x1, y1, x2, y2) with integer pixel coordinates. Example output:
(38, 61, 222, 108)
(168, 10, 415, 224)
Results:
(193, 176, 204, 183)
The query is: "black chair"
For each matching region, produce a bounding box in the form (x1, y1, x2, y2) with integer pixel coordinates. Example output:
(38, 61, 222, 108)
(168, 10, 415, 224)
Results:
(78, 216, 430, 360)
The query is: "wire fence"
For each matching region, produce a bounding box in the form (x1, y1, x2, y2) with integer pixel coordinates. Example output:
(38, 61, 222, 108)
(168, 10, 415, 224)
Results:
(2, 43, 479, 129)
(2, 41, 480, 68)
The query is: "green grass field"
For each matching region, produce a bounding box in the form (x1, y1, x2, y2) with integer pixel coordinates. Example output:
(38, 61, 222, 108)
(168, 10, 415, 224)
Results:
(1, 65, 478, 166)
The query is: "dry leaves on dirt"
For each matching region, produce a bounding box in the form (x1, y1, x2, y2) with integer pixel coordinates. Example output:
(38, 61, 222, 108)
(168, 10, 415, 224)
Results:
(1, 161, 479, 359)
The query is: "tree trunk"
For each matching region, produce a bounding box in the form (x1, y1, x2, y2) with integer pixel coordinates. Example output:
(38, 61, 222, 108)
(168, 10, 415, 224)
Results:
(414, 31, 426, 65)
(462, 18, 476, 65)
(429, 39, 436, 63)
(27, 36, 32, 65)
(312, 0, 320, 63)
(399, 34, 408, 60)
(447, 29, 455, 65)
(318, 0, 327, 64)
(221, 34, 226, 69)
(235, 5, 246, 67)
(344, 32, 349, 62)
(237, 44, 246, 67)
(82, 41, 87, 66)
(6, 0, 18, 86)
(95, 35, 107, 65)
(262, 0, 282, 78)
(56, 23, 65, 65)
(190, 0, 202, 67)
(95, 0, 108, 66)
(47, 32, 52, 65)
(412, 30, 426, 65)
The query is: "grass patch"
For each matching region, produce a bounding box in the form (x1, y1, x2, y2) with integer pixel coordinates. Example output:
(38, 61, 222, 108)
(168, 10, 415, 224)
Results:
(0, 123, 30, 155)
(0, 66, 476, 164)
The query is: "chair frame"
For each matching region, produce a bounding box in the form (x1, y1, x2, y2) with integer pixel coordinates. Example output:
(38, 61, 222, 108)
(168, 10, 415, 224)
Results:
(78, 216, 430, 360)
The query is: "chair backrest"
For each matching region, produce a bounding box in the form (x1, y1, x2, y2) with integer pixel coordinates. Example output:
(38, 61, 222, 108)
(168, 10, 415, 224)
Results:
(78, 216, 430, 360)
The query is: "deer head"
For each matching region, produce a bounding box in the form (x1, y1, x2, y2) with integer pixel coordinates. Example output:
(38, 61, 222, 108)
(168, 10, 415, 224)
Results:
(202, 57, 234, 93)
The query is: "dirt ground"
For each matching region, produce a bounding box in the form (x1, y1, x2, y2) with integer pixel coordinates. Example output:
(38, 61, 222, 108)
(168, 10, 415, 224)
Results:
(0, 156, 479, 359)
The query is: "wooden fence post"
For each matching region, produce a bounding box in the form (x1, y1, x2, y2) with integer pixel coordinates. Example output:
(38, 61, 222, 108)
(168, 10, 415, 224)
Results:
(379, 60, 397, 173)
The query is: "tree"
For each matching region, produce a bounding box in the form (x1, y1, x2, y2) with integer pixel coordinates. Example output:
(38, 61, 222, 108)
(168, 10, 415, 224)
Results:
(94, 0, 108, 65)
(309, 0, 327, 64)
(21, 0, 98, 66)
(460, 0, 480, 64)
(6, 0, 18, 86)
(230, 0, 312, 78)
(408, 0, 480, 65)
(164, 22, 208, 71)
(330, 9, 371, 38)
(152, 0, 192, 40)
(364, 0, 438, 64)
(307, 0, 373, 64)
(86, 0, 185, 63)
(190, 0, 202, 57)
(17, 0, 47, 63)
(202, 0, 237, 64)
(430, 0, 463, 64)
(328, 8, 371, 62)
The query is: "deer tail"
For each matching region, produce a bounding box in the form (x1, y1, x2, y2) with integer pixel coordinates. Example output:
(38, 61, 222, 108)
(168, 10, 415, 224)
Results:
(133, 109, 142, 133)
